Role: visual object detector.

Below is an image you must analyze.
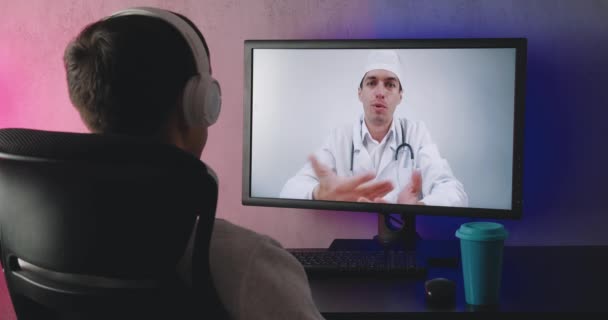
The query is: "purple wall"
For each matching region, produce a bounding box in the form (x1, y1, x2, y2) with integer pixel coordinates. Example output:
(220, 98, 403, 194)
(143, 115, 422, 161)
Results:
(1, 0, 607, 317)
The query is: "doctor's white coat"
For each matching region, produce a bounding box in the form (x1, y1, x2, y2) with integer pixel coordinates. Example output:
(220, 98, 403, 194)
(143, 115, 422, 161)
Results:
(279, 117, 468, 207)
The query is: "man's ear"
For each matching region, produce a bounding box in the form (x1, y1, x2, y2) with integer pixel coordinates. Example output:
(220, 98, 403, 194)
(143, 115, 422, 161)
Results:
(172, 96, 190, 133)
(358, 87, 363, 102)
(160, 99, 188, 146)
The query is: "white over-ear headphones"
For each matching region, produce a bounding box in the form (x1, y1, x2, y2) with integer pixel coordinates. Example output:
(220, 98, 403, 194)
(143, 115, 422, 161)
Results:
(108, 7, 222, 127)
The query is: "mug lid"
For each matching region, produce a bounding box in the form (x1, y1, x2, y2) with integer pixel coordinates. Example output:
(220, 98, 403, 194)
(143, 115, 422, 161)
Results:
(455, 222, 508, 241)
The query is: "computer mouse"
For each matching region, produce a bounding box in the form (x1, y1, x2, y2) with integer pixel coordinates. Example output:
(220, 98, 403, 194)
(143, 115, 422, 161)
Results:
(424, 278, 456, 308)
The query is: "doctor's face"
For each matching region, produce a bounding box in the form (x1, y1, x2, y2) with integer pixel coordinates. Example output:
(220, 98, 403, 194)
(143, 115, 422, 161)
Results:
(358, 69, 403, 127)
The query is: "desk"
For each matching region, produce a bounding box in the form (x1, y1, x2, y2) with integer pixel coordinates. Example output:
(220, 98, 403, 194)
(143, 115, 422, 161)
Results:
(307, 244, 608, 317)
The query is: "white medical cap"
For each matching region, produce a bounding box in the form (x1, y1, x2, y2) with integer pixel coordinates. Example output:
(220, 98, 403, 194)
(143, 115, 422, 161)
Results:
(362, 50, 403, 86)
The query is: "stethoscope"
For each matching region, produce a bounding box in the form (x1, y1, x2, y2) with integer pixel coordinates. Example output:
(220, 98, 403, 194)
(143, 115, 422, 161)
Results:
(350, 119, 415, 172)
(351, 119, 417, 231)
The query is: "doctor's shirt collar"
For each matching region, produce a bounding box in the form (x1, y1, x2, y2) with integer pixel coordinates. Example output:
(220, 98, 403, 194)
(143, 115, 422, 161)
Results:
(359, 115, 399, 150)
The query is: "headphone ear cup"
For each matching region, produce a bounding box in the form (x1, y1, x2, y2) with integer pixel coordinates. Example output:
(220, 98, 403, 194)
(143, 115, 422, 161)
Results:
(203, 78, 221, 126)
(182, 75, 222, 127)
(182, 75, 204, 127)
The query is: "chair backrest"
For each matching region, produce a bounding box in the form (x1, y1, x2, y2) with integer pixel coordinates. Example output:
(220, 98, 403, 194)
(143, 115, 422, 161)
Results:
(0, 128, 224, 319)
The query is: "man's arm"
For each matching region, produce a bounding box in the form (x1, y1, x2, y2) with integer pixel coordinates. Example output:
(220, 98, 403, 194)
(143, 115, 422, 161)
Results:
(209, 219, 325, 320)
(418, 156, 468, 207)
(279, 134, 339, 200)
(279, 155, 325, 200)
(239, 236, 325, 320)
(414, 122, 468, 207)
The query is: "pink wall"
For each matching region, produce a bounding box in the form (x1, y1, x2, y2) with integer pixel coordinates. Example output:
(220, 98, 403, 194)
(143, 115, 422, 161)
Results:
(1, 0, 377, 246)
(0, 0, 374, 316)
(4, 0, 605, 317)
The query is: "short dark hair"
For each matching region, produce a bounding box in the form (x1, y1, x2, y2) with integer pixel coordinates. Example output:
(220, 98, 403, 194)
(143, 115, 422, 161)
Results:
(359, 72, 403, 92)
(63, 14, 207, 136)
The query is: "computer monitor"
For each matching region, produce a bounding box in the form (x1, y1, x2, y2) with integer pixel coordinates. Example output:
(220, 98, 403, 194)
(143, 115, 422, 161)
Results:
(242, 38, 526, 248)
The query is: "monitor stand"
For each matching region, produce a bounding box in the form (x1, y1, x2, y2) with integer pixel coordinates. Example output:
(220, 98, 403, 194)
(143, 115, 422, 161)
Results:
(327, 213, 460, 267)
(328, 213, 420, 251)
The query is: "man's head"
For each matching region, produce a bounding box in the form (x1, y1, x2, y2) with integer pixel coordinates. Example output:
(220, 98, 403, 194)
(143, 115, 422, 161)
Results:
(63, 7, 220, 156)
(358, 50, 403, 127)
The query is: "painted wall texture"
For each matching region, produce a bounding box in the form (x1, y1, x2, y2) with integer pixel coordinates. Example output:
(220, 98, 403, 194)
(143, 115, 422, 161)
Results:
(1, 0, 607, 317)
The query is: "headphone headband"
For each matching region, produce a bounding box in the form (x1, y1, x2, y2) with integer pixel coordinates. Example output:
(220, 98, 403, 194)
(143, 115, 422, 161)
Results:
(106, 7, 222, 127)
(108, 7, 210, 76)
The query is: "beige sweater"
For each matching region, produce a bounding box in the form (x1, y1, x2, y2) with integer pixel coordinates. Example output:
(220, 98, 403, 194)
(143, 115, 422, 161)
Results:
(17, 218, 323, 319)
(178, 218, 325, 320)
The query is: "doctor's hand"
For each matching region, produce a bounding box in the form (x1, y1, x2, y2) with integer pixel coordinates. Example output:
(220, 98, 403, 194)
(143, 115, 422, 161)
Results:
(357, 171, 425, 205)
(310, 155, 394, 202)
(396, 170, 424, 205)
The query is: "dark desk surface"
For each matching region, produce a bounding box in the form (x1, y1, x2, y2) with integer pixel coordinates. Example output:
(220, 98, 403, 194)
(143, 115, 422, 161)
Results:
(305, 242, 608, 317)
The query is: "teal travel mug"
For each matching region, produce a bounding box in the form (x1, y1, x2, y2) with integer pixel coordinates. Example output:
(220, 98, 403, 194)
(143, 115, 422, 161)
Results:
(456, 222, 508, 306)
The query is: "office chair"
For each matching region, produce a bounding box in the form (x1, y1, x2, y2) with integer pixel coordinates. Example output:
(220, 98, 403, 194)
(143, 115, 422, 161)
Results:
(0, 128, 227, 319)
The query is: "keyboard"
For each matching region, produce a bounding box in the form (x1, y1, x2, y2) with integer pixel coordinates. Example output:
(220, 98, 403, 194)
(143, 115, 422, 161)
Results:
(288, 248, 427, 277)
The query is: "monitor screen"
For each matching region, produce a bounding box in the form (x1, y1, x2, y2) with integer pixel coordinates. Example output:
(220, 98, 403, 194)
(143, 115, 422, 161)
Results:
(243, 38, 526, 219)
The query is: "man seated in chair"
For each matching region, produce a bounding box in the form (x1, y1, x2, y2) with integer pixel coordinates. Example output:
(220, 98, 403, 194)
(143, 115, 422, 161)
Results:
(61, 7, 324, 320)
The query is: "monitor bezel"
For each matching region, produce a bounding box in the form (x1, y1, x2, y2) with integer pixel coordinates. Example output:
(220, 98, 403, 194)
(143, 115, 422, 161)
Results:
(242, 38, 526, 220)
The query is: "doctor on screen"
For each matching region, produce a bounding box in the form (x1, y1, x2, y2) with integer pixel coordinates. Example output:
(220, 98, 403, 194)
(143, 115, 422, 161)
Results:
(279, 50, 468, 207)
